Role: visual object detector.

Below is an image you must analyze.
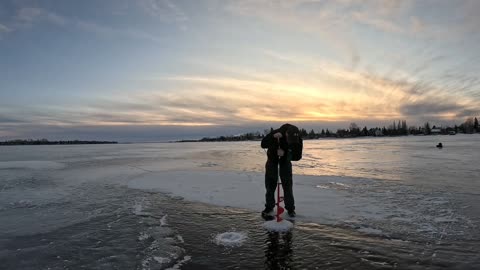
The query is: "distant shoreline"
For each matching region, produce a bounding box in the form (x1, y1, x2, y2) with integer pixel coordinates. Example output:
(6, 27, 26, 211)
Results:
(174, 133, 478, 143)
(2, 133, 477, 145)
(0, 140, 118, 146)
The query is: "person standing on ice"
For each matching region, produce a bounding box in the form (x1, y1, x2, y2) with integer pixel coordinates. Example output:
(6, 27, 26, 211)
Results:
(261, 123, 303, 218)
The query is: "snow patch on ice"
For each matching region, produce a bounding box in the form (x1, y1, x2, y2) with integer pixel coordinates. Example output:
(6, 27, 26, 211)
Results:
(214, 232, 248, 247)
(138, 232, 150, 241)
(263, 220, 294, 232)
(160, 215, 168, 226)
(153, 256, 170, 264)
(133, 202, 144, 215)
(166, 255, 192, 270)
(176, 235, 184, 243)
(330, 182, 350, 188)
(0, 161, 64, 170)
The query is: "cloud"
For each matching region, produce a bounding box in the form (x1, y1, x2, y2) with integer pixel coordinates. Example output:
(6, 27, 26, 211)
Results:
(0, 5, 167, 43)
(224, 0, 411, 34)
(0, 23, 11, 32)
(351, 11, 404, 34)
(13, 55, 480, 128)
(139, 0, 188, 26)
(0, 115, 24, 124)
(2, 0, 479, 136)
(0, 23, 11, 38)
(400, 101, 464, 117)
(74, 20, 165, 44)
(1, 66, 478, 141)
(16, 7, 67, 26)
(222, 0, 480, 43)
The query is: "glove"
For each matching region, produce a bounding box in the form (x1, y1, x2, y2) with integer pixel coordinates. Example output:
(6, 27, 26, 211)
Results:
(277, 148, 285, 157)
(273, 132, 283, 139)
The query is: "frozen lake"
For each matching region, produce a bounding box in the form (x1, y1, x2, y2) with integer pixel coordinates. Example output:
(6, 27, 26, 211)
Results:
(0, 134, 479, 269)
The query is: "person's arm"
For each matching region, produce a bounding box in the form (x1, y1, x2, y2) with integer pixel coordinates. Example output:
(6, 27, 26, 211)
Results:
(261, 128, 282, 148)
(261, 132, 274, 148)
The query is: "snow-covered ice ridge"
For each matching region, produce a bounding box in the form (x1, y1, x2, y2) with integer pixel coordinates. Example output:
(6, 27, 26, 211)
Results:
(128, 170, 475, 240)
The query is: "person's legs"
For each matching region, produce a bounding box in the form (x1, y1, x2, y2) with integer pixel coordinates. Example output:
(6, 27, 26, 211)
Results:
(279, 159, 295, 212)
(264, 159, 278, 211)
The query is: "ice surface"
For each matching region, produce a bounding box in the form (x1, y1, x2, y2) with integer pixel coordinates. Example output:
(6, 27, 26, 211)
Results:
(263, 220, 294, 232)
(357, 227, 384, 235)
(127, 169, 476, 239)
(128, 171, 265, 211)
(2, 137, 477, 252)
(0, 161, 64, 170)
(214, 232, 248, 247)
(129, 198, 187, 270)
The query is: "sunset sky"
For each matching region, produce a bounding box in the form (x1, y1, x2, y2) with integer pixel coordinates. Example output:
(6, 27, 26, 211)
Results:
(1, 0, 479, 141)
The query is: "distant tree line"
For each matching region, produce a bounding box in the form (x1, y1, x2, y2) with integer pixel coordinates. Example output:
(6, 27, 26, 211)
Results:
(410, 117, 479, 135)
(198, 132, 263, 142)
(0, 139, 118, 145)
(296, 120, 408, 139)
(188, 116, 479, 142)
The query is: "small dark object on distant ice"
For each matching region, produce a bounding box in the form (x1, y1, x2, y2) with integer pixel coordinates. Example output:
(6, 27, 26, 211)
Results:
(436, 143, 443, 148)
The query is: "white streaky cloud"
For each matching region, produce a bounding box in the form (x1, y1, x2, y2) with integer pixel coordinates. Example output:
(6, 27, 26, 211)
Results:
(0, 23, 12, 33)
(139, 0, 188, 23)
(223, 0, 469, 42)
(17, 7, 67, 26)
(74, 20, 165, 44)
(223, 0, 359, 58)
(12, 7, 165, 44)
(351, 11, 404, 34)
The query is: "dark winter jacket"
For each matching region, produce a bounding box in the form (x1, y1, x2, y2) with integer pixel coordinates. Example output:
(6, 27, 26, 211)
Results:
(261, 123, 303, 162)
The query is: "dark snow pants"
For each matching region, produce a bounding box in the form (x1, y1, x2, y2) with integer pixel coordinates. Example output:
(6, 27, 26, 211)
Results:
(264, 158, 295, 211)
